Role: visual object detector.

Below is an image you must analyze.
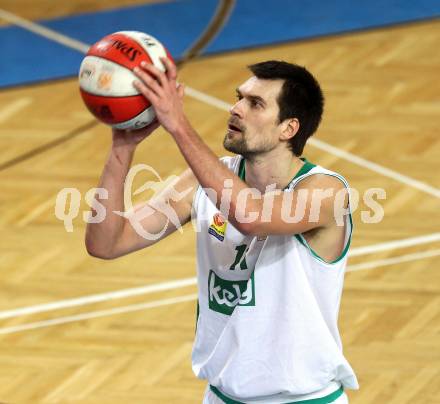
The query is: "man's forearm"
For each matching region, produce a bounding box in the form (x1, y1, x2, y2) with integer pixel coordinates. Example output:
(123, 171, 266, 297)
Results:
(85, 145, 135, 257)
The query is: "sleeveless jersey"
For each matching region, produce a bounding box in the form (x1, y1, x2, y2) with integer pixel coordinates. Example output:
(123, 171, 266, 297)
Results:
(191, 155, 358, 402)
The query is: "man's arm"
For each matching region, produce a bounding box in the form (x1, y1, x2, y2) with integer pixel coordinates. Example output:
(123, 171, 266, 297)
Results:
(85, 125, 198, 260)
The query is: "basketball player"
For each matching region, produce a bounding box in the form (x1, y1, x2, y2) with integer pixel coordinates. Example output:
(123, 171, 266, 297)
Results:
(86, 59, 358, 403)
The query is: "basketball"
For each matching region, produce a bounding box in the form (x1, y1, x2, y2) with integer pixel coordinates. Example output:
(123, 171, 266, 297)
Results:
(78, 31, 173, 130)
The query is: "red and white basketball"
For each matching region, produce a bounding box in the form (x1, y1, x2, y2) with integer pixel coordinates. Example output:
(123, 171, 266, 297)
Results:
(78, 31, 173, 130)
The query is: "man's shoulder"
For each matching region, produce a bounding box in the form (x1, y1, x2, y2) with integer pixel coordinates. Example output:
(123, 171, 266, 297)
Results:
(296, 170, 347, 191)
(296, 162, 349, 190)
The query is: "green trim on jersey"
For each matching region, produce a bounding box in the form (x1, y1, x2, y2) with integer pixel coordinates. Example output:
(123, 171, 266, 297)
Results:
(238, 156, 246, 180)
(195, 300, 200, 333)
(293, 173, 353, 264)
(238, 156, 315, 187)
(210, 385, 344, 404)
(294, 212, 352, 264)
(294, 157, 316, 181)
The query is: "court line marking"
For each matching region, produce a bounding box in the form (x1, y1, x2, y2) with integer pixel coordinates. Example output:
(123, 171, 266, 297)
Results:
(0, 294, 198, 335)
(348, 232, 440, 257)
(347, 248, 440, 272)
(0, 98, 33, 123)
(0, 232, 438, 321)
(0, 277, 197, 320)
(308, 138, 439, 198)
(0, 248, 439, 335)
(0, 8, 89, 53)
(0, 120, 98, 171)
(1, 8, 439, 198)
(180, 0, 235, 62)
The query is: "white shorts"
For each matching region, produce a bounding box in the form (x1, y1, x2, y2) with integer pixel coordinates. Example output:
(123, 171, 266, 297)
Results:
(202, 385, 349, 404)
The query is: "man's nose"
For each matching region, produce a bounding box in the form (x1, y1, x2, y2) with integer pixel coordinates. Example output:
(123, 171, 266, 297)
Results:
(229, 99, 244, 118)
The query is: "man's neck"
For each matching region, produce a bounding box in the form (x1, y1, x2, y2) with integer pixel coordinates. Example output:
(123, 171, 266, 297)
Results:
(243, 148, 304, 193)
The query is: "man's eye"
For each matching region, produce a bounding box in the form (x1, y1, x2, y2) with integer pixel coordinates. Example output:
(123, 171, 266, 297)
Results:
(250, 99, 259, 107)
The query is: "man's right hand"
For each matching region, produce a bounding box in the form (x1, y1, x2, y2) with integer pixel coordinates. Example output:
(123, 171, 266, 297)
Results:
(112, 118, 160, 149)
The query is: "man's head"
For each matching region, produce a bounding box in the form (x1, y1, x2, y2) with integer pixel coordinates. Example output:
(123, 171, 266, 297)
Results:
(223, 60, 324, 158)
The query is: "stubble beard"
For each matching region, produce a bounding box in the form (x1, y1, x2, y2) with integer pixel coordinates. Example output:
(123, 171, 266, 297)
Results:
(223, 129, 252, 157)
(223, 130, 277, 160)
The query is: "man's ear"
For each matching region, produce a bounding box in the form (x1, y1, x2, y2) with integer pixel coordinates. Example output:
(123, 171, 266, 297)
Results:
(280, 118, 300, 141)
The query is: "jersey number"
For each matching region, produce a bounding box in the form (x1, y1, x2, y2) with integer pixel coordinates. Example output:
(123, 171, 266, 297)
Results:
(229, 244, 248, 270)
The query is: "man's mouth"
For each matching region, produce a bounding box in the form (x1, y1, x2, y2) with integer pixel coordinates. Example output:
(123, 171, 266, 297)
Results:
(228, 122, 243, 133)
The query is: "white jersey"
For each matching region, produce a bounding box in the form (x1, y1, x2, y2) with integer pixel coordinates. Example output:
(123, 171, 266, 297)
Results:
(191, 155, 358, 403)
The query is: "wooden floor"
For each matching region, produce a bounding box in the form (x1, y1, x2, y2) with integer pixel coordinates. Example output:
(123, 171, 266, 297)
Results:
(0, 2, 439, 402)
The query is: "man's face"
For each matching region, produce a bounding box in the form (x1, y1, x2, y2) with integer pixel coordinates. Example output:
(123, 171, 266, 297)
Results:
(223, 76, 284, 157)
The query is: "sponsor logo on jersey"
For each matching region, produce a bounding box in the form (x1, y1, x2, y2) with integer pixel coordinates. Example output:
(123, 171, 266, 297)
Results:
(208, 213, 227, 241)
(208, 270, 255, 315)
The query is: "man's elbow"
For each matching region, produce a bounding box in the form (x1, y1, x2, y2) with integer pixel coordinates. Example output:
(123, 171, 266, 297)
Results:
(233, 202, 265, 236)
(235, 221, 262, 237)
(85, 238, 117, 260)
(87, 248, 116, 260)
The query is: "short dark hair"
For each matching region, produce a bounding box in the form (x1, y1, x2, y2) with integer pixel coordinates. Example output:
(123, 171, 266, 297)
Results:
(248, 60, 324, 156)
